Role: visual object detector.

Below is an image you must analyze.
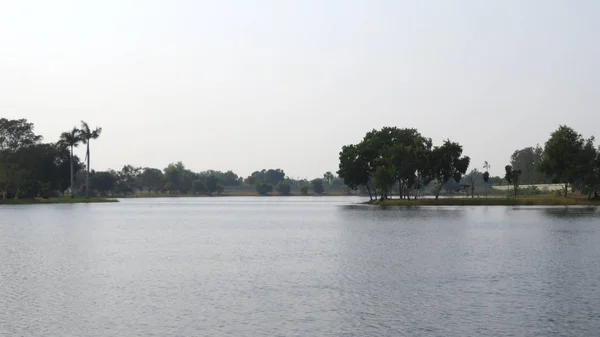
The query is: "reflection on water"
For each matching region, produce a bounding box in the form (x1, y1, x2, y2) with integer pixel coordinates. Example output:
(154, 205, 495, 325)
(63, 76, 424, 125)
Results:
(1, 198, 599, 336)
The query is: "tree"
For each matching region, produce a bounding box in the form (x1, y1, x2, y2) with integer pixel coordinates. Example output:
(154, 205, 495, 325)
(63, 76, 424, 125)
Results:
(572, 138, 600, 199)
(311, 178, 325, 194)
(483, 161, 491, 198)
(427, 140, 471, 199)
(0, 118, 43, 152)
(191, 179, 207, 194)
(80, 121, 102, 198)
(138, 168, 164, 193)
(323, 171, 334, 185)
(372, 165, 395, 199)
(205, 175, 218, 195)
(539, 125, 587, 197)
(59, 127, 81, 197)
(337, 145, 372, 199)
(504, 165, 522, 197)
(277, 182, 291, 195)
(89, 170, 117, 196)
(116, 165, 141, 195)
(255, 182, 273, 195)
(510, 145, 547, 184)
(300, 186, 309, 195)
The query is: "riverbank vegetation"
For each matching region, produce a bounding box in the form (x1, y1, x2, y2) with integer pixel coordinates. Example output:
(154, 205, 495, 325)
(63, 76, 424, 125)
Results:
(0, 118, 349, 201)
(338, 125, 600, 204)
(373, 196, 600, 207)
(2, 118, 598, 204)
(0, 197, 117, 205)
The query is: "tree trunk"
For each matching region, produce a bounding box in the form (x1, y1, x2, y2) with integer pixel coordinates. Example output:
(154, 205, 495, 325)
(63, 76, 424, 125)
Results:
(70, 145, 74, 198)
(435, 183, 443, 200)
(86, 143, 90, 198)
(564, 183, 568, 198)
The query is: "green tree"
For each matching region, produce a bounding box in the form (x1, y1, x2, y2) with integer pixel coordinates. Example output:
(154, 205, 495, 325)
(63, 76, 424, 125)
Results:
(205, 175, 218, 195)
(483, 161, 491, 198)
(372, 165, 395, 199)
(504, 165, 522, 197)
(138, 168, 164, 194)
(539, 125, 587, 197)
(277, 182, 291, 195)
(0, 118, 43, 151)
(116, 165, 141, 195)
(337, 145, 373, 199)
(572, 137, 600, 199)
(80, 121, 102, 198)
(323, 171, 334, 185)
(59, 127, 81, 197)
(311, 178, 325, 194)
(90, 170, 117, 196)
(300, 186, 309, 195)
(427, 140, 471, 199)
(256, 182, 273, 195)
(510, 145, 547, 184)
(191, 179, 207, 194)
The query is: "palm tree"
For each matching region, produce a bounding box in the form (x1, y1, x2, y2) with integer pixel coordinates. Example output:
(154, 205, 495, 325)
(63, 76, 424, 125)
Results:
(483, 161, 491, 198)
(80, 121, 102, 198)
(59, 127, 81, 198)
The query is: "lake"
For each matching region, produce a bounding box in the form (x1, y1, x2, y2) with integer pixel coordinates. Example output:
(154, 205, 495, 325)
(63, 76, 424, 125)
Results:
(1, 197, 600, 336)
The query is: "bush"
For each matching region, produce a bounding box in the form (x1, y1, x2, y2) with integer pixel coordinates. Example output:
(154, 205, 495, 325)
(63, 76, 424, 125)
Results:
(277, 182, 291, 195)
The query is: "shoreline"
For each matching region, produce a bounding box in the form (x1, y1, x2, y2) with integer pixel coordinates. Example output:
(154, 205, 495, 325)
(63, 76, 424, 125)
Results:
(0, 197, 119, 205)
(369, 197, 600, 207)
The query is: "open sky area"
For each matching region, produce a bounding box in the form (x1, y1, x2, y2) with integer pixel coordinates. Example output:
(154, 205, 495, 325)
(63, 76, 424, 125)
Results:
(1, 0, 598, 179)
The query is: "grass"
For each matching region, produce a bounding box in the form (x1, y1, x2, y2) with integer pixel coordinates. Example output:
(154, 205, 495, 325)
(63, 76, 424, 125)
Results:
(0, 197, 118, 205)
(372, 196, 600, 207)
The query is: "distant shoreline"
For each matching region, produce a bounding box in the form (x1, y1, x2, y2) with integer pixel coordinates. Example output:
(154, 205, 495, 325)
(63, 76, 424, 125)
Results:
(369, 197, 600, 207)
(0, 197, 118, 205)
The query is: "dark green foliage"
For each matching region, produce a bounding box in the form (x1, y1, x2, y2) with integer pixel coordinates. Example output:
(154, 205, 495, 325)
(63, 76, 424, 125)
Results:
(510, 146, 548, 184)
(323, 172, 334, 185)
(138, 168, 164, 193)
(372, 166, 395, 199)
(311, 178, 325, 194)
(205, 175, 218, 194)
(504, 165, 522, 197)
(89, 171, 117, 196)
(539, 125, 592, 197)
(255, 182, 273, 195)
(300, 186, 309, 195)
(427, 140, 471, 199)
(0, 118, 43, 151)
(191, 180, 207, 194)
(277, 182, 291, 195)
(338, 127, 469, 201)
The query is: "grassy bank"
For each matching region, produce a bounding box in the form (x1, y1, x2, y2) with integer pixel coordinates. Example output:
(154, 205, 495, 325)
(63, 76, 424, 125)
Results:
(372, 196, 600, 206)
(0, 197, 118, 205)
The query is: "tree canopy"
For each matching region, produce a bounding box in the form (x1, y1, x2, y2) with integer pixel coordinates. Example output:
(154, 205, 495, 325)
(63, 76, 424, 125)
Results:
(338, 127, 470, 200)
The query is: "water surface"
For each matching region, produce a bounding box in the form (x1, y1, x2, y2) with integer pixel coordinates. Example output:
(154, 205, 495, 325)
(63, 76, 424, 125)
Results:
(1, 197, 599, 336)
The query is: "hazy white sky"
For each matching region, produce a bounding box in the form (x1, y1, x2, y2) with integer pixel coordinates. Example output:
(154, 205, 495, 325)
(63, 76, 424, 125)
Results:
(1, 0, 598, 178)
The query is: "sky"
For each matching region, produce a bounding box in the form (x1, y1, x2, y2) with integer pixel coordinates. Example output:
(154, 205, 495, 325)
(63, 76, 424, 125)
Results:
(1, 0, 599, 179)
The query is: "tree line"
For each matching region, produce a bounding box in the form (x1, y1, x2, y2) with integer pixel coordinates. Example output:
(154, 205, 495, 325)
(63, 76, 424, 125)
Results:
(0, 118, 345, 198)
(337, 125, 600, 200)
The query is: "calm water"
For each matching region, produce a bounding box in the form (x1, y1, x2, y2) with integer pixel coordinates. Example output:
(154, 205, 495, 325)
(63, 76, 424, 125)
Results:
(1, 197, 600, 336)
